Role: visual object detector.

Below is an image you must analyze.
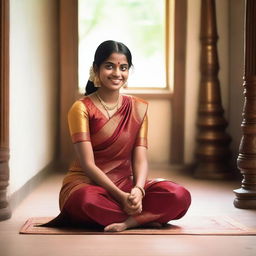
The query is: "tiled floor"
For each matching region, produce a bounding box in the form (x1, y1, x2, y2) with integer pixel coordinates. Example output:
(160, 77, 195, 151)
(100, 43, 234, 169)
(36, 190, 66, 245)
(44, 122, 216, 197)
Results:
(0, 166, 256, 256)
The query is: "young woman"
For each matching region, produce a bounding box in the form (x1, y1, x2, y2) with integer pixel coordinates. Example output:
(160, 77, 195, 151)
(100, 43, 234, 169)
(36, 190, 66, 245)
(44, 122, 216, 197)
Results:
(57, 40, 191, 232)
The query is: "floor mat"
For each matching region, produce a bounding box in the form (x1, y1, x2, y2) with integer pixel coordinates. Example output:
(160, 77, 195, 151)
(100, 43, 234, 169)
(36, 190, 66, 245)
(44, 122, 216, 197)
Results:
(19, 215, 256, 235)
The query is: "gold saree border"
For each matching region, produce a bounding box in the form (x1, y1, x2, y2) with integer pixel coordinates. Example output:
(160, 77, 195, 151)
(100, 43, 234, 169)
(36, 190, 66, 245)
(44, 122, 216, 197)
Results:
(71, 132, 91, 143)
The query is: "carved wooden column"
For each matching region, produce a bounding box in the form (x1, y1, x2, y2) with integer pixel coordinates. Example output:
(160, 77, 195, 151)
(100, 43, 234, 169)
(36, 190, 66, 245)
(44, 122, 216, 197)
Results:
(234, 0, 256, 209)
(194, 0, 232, 179)
(0, 0, 11, 220)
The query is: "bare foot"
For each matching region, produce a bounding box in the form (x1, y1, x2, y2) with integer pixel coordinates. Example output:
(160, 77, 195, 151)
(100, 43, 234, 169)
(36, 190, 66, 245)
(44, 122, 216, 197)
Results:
(104, 223, 128, 232)
(104, 217, 138, 232)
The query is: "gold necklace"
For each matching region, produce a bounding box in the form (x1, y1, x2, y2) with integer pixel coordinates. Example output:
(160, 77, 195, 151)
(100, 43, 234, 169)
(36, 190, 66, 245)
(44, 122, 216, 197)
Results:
(96, 92, 119, 119)
(95, 92, 119, 111)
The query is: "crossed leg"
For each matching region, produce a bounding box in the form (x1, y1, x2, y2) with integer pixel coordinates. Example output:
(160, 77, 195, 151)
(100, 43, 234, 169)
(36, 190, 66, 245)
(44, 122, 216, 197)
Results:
(63, 181, 191, 232)
(105, 181, 191, 231)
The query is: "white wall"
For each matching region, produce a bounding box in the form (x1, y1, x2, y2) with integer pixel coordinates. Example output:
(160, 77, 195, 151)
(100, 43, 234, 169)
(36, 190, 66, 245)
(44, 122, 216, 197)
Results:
(8, 0, 59, 195)
(184, 0, 230, 163)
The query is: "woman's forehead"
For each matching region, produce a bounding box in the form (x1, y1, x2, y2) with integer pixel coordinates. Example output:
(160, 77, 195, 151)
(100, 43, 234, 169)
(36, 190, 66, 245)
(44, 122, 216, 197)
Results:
(104, 53, 128, 64)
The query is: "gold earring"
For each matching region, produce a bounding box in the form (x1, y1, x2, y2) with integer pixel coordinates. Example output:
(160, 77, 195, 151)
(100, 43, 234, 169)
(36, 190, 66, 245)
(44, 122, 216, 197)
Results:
(89, 66, 95, 82)
(123, 81, 128, 88)
(93, 76, 101, 87)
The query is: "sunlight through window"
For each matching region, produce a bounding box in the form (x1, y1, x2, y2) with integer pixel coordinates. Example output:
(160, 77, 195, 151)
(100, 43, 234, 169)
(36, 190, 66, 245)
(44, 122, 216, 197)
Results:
(78, 0, 167, 92)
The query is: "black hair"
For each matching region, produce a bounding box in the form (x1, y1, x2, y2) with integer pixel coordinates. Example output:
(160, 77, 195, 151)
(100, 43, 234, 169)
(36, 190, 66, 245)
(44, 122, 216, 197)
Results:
(85, 40, 133, 95)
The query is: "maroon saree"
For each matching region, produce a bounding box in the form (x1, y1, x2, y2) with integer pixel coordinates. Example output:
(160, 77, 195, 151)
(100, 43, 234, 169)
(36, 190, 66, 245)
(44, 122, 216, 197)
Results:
(55, 94, 191, 227)
(59, 95, 148, 210)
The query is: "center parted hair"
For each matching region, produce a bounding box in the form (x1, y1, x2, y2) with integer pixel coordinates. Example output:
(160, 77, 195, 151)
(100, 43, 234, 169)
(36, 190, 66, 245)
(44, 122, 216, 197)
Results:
(85, 40, 133, 95)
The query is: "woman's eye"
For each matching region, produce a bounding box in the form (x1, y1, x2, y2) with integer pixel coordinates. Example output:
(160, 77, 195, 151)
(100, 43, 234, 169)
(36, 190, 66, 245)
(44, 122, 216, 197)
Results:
(105, 64, 113, 69)
(120, 66, 128, 71)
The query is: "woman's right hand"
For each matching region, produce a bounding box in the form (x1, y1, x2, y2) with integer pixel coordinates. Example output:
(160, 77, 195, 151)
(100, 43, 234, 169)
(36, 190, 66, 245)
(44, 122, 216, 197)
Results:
(119, 192, 142, 216)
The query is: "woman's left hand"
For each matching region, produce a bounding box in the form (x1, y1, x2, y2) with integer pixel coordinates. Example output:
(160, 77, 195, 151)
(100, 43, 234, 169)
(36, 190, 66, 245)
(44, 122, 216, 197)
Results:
(128, 187, 143, 213)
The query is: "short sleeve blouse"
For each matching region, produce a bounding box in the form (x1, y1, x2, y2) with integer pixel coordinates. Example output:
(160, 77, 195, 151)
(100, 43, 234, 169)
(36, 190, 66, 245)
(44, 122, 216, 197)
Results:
(68, 100, 91, 144)
(67, 98, 148, 147)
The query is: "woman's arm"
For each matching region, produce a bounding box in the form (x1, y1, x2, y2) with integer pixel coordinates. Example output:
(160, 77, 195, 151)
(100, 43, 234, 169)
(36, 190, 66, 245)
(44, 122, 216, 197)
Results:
(74, 141, 141, 215)
(128, 146, 148, 209)
(132, 146, 148, 188)
(74, 141, 125, 201)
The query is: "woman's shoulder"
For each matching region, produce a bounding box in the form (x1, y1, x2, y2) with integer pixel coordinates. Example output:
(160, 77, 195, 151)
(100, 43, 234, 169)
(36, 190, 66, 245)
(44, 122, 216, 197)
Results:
(123, 94, 148, 121)
(72, 96, 92, 107)
(123, 94, 148, 105)
(69, 96, 91, 114)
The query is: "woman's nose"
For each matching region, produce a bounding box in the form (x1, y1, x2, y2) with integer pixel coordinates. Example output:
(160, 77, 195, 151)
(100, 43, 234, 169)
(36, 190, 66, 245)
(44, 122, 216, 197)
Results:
(112, 68, 121, 76)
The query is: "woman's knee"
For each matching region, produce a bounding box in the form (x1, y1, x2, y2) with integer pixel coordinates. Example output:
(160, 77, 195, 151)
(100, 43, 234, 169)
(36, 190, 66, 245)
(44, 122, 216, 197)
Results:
(176, 186, 191, 210)
(158, 182, 191, 222)
(80, 185, 105, 210)
(153, 181, 191, 210)
(66, 185, 102, 212)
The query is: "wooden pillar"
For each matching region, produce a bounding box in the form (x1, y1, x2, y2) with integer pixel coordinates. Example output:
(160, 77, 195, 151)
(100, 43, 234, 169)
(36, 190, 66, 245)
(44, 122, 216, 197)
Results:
(194, 0, 232, 179)
(170, 0, 187, 164)
(0, 0, 11, 220)
(234, 0, 256, 209)
(59, 0, 78, 167)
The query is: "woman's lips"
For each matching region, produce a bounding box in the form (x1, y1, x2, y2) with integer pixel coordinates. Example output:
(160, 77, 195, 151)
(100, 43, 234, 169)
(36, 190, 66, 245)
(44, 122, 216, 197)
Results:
(110, 78, 123, 85)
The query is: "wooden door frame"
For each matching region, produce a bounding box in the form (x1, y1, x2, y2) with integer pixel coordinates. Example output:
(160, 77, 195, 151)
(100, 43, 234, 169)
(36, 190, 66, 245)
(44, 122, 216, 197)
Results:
(0, 0, 11, 221)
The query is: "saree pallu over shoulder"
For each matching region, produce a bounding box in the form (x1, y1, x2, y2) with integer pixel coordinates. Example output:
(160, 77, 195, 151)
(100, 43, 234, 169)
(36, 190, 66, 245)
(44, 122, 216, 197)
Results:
(131, 95, 148, 123)
(59, 95, 148, 210)
(130, 95, 148, 148)
(91, 95, 148, 150)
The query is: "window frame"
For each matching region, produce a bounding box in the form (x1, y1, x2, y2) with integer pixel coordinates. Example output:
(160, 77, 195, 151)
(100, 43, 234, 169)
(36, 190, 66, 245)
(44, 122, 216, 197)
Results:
(78, 0, 171, 93)
(59, 0, 187, 164)
(120, 0, 174, 96)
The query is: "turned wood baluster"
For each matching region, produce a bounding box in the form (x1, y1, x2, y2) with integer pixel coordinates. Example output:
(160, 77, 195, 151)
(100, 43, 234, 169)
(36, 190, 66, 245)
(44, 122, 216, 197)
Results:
(234, 0, 256, 209)
(0, 0, 11, 220)
(194, 0, 232, 179)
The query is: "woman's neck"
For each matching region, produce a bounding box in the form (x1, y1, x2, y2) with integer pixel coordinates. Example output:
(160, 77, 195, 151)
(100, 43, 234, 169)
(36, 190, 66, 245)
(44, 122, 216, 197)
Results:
(96, 88, 120, 104)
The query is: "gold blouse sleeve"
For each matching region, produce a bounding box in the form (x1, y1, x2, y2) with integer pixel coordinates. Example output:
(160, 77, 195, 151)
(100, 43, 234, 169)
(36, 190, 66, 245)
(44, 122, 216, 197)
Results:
(134, 115, 148, 148)
(68, 100, 91, 143)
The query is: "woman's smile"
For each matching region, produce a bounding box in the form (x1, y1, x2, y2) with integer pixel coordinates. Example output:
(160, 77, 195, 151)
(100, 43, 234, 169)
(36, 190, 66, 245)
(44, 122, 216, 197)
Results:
(109, 78, 123, 85)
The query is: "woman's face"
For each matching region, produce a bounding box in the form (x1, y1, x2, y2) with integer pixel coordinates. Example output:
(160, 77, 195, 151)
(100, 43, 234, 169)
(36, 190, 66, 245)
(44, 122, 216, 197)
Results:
(97, 53, 129, 91)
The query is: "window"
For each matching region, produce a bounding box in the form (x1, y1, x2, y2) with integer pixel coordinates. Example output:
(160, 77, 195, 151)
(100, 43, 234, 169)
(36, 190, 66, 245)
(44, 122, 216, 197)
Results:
(78, 0, 173, 92)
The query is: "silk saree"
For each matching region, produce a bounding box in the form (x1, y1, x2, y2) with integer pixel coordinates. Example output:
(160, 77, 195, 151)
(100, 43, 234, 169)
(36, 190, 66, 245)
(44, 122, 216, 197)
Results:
(56, 94, 191, 227)
(60, 94, 149, 210)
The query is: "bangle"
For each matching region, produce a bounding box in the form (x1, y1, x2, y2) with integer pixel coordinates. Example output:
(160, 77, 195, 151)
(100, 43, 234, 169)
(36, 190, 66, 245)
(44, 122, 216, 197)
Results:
(134, 185, 145, 197)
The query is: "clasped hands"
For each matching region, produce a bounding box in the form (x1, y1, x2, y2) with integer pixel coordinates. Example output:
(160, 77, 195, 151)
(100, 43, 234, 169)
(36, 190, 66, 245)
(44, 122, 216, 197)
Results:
(121, 187, 144, 216)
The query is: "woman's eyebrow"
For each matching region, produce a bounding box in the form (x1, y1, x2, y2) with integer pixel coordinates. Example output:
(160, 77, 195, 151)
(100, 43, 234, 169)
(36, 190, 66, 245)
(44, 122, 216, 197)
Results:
(103, 61, 114, 66)
(104, 61, 128, 66)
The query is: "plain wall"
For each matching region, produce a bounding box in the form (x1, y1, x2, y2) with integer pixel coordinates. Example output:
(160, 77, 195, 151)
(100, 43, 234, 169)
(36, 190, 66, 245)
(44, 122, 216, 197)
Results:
(8, 0, 59, 195)
(147, 99, 172, 164)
